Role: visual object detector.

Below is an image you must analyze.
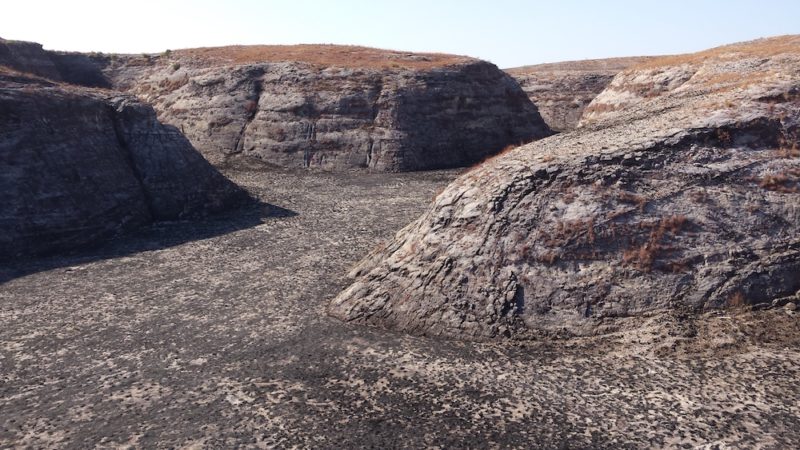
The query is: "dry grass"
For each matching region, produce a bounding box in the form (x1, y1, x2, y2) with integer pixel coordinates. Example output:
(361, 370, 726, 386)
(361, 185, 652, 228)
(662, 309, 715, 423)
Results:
(758, 169, 800, 193)
(728, 291, 748, 309)
(466, 143, 527, 173)
(622, 215, 688, 271)
(543, 218, 597, 248)
(505, 56, 655, 74)
(630, 35, 800, 70)
(171, 44, 473, 70)
(617, 191, 648, 212)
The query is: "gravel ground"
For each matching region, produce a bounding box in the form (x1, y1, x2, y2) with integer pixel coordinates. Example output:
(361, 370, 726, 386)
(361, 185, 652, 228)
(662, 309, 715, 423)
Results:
(1, 168, 799, 449)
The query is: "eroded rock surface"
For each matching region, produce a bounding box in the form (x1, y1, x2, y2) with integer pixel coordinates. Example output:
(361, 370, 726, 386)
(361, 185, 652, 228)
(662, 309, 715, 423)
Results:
(506, 57, 652, 131)
(0, 69, 247, 258)
(96, 46, 551, 170)
(330, 36, 800, 340)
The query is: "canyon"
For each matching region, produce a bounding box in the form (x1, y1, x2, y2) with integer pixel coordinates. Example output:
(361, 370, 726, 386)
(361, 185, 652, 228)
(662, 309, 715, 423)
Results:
(1, 34, 799, 448)
(505, 56, 653, 131)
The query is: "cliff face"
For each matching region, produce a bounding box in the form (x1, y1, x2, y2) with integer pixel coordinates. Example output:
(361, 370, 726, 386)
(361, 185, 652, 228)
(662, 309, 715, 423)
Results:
(329, 36, 800, 340)
(505, 57, 653, 131)
(0, 69, 247, 258)
(97, 46, 551, 171)
(0, 38, 63, 80)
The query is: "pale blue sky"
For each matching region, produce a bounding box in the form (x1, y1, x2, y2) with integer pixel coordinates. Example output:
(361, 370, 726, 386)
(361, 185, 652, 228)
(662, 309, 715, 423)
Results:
(2, 0, 798, 68)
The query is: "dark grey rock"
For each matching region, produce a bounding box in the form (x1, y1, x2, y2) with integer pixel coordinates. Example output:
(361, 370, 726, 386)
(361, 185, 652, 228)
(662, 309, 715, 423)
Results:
(0, 69, 247, 259)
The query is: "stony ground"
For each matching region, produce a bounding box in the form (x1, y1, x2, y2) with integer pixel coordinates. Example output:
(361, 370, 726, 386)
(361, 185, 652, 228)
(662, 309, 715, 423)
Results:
(1, 168, 799, 449)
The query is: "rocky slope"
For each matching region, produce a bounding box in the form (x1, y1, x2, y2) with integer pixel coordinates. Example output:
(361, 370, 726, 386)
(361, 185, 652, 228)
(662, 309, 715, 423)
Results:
(329, 36, 800, 340)
(95, 45, 551, 170)
(506, 57, 653, 131)
(0, 68, 247, 258)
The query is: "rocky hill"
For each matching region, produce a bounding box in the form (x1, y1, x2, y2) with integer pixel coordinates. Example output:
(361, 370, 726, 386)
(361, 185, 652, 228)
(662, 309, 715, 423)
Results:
(329, 36, 800, 340)
(0, 67, 247, 258)
(94, 45, 551, 170)
(506, 56, 653, 131)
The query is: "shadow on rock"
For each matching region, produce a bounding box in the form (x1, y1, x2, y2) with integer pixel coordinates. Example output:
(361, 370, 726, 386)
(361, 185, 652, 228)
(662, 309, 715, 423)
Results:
(0, 200, 297, 284)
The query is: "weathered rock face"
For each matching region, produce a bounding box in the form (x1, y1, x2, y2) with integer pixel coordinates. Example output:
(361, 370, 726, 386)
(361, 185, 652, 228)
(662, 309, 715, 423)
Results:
(0, 37, 110, 88)
(329, 36, 800, 340)
(0, 38, 63, 81)
(506, 57, 653, 131)
(0, 69, 247, 258)
(96, 46, 551, 170)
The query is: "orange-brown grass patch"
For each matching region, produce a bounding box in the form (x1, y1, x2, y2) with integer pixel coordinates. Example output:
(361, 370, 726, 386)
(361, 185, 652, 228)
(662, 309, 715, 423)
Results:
(543, 218, 596, 248)
(617, 191, 648, 212)
(630, 35, 800, 70)
(172, 44, 473, 70)
(505, 56, 655, 74)
(758, 169, 800, 193)
(466, 143, 528, 173)
(622, 215, 689, 271)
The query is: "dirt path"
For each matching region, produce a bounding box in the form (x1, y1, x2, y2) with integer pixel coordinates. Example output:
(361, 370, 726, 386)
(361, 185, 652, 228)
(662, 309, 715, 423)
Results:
(1, 168, 799, 448)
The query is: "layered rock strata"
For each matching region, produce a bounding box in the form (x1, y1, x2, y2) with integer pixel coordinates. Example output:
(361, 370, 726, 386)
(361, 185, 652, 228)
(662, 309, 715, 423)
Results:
(0, 69, 247, 258)
(506, 57, 653, 131)
(96, 46, 552, 170)
(330, 36, 800, 339)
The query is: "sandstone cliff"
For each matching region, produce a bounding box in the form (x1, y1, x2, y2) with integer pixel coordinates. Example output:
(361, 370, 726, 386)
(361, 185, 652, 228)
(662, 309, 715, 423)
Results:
(506, 57, 653, 131)
(95, 45, 551, 171)
(329, 36, 800, 340)
(0, 68, 247, 258)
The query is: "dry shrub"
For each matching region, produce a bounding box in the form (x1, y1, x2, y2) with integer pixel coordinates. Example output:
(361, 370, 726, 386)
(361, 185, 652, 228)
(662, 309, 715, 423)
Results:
(689, 189, 709, 203)
(617, 191, 647, 212)
(728, 291, 748, 309)
(622, 215, 688, 271)
(544, 218, 597, 247)
(758, 169, 800, 193)
(532, 250, 559, 265)
(716, 128, 732, 145)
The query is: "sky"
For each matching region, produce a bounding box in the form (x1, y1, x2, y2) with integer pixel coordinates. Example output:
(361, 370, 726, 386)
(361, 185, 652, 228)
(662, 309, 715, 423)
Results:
(1, 0, 799, 68)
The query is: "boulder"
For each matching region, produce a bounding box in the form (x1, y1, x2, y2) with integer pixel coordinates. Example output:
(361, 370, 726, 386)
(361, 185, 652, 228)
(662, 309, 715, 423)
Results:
(329, 36, 800, 340)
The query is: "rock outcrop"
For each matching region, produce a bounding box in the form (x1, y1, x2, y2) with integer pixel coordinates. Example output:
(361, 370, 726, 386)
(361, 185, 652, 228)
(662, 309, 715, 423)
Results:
(0, 38, 63, 81)
(506, 57, 653, 131)
(95, 45, 551, 170)
(329, 36, 800, 340)
(0, 68, 247, 258)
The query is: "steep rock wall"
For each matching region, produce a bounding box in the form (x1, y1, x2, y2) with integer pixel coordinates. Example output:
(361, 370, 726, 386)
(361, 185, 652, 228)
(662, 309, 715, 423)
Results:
(0, 70, 247, 258)
(506, 57, 653, 131)
(97, 47, 552, 171)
